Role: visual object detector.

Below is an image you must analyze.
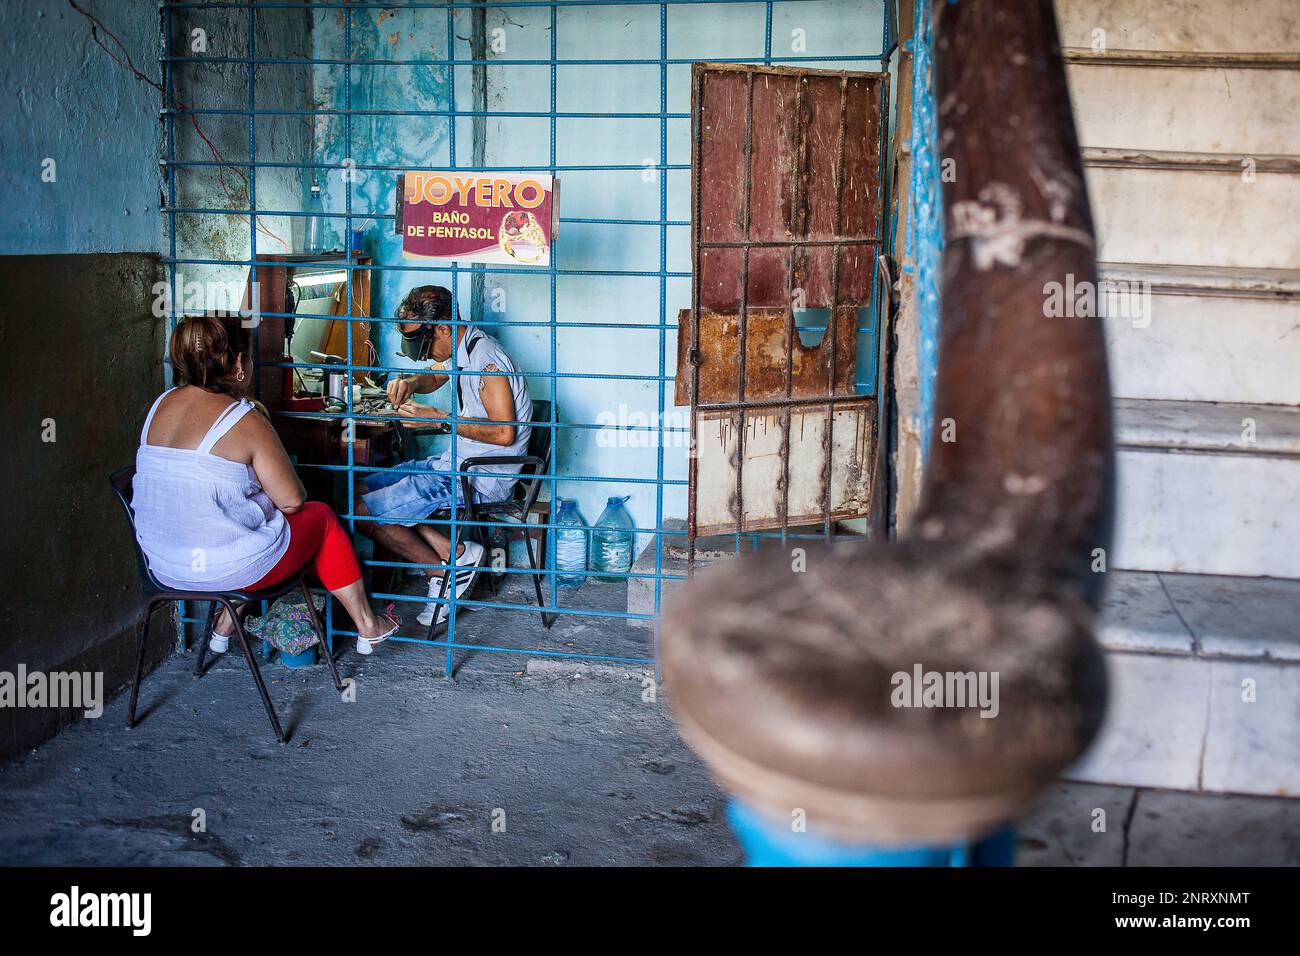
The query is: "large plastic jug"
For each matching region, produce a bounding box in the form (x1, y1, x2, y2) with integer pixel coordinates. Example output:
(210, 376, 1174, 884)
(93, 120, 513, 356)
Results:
(589, 495, 634, 583)
(552, 498, 588, 588)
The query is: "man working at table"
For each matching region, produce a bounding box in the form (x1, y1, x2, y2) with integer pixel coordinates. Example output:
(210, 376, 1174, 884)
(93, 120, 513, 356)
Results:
(356, 285, 533, 626)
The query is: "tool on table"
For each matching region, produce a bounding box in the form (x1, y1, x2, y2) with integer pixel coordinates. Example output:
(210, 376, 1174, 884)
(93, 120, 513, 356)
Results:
(310, 351, 348, 402)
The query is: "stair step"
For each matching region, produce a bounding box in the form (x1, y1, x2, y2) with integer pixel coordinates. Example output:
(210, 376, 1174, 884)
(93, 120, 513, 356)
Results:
(1098, 568, 1300, 658)
(1112, 399, 1300, 577)
(1085, 148, 1300, 174)
(1055, 0, 1300, 55)
(1066, 569, 1300, 795)
(1086, 163, 1300, 270)
(626, 522, 793, 626)
(1066, 49, 1300, 69)
(1068, 64, 1300, 155)
(1115, 398, 1300, 454)
(1100, 261, 1300, 298)
(1100, 264, 1300, 405)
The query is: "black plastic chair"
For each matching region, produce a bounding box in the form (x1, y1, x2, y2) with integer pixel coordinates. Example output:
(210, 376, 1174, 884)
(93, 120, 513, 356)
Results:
(421, 399, 556, 639)
(110, 466, 344, 743)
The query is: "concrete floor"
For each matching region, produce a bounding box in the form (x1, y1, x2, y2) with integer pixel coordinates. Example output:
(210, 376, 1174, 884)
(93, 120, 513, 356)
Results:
(2, 575, 1297, 866)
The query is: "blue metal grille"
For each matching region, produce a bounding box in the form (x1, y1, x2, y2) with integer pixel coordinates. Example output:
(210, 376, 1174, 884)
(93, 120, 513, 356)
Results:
(159, 0, 894, 674)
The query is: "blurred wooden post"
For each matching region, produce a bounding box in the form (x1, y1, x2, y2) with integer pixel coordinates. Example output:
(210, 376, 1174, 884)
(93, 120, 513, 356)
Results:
(662, 0, 1112, 865)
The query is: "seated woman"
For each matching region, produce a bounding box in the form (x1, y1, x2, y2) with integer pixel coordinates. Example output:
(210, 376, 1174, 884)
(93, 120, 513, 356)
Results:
(132, 315, 399, 656)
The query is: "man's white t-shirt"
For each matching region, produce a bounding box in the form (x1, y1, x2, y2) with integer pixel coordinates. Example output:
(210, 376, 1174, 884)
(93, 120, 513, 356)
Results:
(428, 325, 533, 502)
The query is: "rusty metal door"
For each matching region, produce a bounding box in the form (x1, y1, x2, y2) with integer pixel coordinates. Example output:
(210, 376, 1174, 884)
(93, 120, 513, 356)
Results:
(684, 62, 889, 539)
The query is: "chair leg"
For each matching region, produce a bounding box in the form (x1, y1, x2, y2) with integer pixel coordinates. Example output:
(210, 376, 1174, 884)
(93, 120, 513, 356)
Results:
(126, 600, 158, 728)
(423, 564, 453, 643)
(227, 597, 285, 743)
(194, 601, 216, 676)
(301, 580, 344, 693)
(523, 533, 556, 629)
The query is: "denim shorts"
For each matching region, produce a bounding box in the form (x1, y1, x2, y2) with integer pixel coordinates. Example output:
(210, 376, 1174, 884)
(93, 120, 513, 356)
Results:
(361, 458, 461, 526)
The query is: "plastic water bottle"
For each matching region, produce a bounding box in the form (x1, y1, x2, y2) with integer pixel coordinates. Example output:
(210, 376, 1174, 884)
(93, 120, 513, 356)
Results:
(590, 495, 634, 583)
(553, 499, 588, 588)
(305, 182, 326, 254)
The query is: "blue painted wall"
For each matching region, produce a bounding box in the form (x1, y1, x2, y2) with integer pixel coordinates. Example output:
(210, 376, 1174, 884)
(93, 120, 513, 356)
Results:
(165, 4, 313, 297)
(311, 3, 452, 321)
(907, 0, 941, 461)
(0, 1, 171, 756)
(0, 0, 160, 256)
(311, 1, 888, 551)
(0, 0, 312, 275)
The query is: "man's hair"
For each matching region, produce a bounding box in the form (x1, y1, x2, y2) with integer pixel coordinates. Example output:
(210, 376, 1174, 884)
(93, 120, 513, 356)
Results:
(396, 285, 457, 326)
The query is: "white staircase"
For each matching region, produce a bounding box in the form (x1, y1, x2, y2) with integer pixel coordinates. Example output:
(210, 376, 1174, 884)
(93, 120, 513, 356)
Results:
(1055, 0, 1300, 796)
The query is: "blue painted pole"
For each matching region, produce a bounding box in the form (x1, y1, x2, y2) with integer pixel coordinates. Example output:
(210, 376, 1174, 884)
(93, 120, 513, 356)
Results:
(728, 801, 1016, 867)
(909, 0, 942, 462)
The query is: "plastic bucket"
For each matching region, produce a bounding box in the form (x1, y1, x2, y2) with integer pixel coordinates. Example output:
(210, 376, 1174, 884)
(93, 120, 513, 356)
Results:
(279, 646, 319, 668)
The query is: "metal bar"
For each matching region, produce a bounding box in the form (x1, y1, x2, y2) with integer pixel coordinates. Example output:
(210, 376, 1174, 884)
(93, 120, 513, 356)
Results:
(162, 55, 883, 66)
(778, 75, 802, 537)
(652, 0, 669, 681)
(355, 516, 850, 541)
(823, 76, 850, 542)
(685, 62, 703, 575)
(265, 352, 676, 372)
(161, 256, 691, 277)
(699, 237, 882, 248)
(871, 67, 894, 539)
(163, 0, 863, 9)
(162, 160, 690, 172)
(470, 6, 488, 333)
(167, 107, 691, 118)
(246, 1, 258, 457)
(161, 2, 185, 652)
(158, 311, 683, 331)
(445, 1, 460, 678)
(341, 0, 355, 664)
(547, 0, 560, 624)
(732, 70, 755, 546)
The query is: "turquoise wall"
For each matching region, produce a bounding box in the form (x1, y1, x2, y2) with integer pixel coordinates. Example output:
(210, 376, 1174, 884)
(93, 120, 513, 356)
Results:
(311, 2, 453, 321)
(166, 3, 313, 294)
(0, 0, 160, 255)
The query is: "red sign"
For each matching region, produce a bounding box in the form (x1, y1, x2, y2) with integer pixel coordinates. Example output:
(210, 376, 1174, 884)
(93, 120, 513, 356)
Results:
(401, 171, 558, 267)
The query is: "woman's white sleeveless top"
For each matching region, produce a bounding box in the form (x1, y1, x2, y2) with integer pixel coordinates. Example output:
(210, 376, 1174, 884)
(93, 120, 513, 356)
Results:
(132, 389, 290, 590)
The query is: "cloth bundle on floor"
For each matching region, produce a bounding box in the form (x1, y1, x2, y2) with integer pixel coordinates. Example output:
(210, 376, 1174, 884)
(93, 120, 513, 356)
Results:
(244, 595, 326, 657)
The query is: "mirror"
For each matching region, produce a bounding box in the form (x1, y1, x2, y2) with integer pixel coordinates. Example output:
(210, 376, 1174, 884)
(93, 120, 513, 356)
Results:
(283, 263, 374, 398)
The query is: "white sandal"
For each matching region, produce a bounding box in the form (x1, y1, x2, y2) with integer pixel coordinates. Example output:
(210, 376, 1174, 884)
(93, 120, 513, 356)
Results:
(209, 609, 241, 654)
(209, 628, 234, 654)
(355, 606, 401, 656)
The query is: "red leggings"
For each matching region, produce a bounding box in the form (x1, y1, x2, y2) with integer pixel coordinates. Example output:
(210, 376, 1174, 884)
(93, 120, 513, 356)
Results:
(246, 501, 362, 592)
